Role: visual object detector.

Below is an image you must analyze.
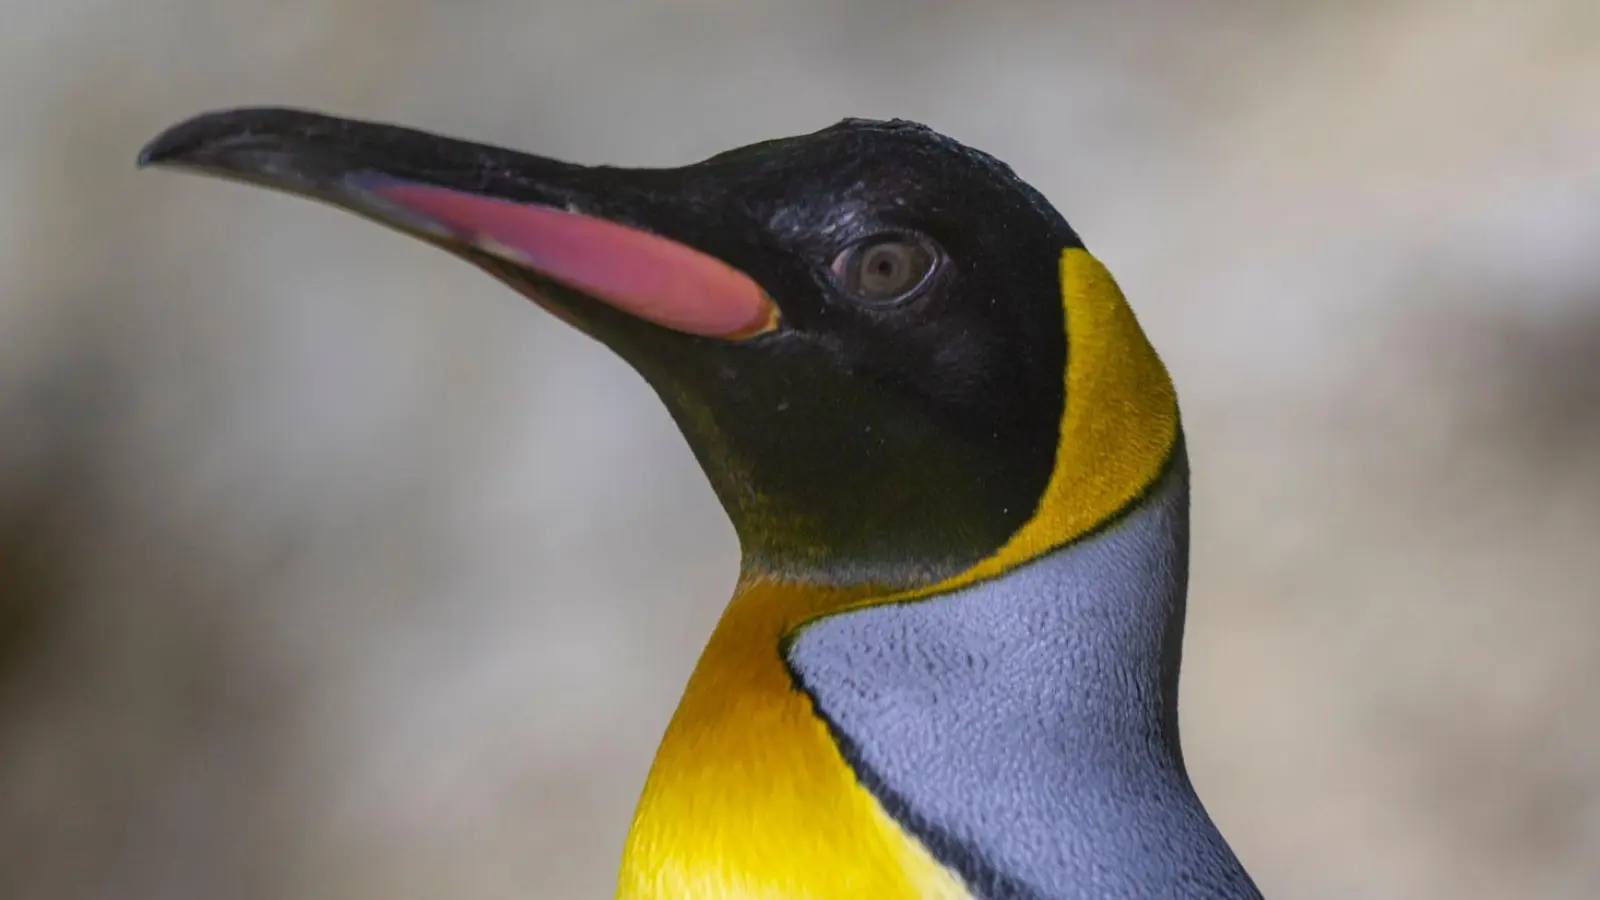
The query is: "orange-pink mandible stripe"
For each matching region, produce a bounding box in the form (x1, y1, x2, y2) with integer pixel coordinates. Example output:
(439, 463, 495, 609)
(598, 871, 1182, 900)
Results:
(373, 183, 776, 339)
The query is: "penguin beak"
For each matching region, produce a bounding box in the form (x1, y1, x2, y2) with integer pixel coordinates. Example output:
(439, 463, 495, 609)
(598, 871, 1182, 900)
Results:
(137, 107, 780, 341)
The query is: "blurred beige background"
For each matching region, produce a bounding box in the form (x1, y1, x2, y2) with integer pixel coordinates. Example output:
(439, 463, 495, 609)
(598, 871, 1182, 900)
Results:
(1, 1, 1597, 898)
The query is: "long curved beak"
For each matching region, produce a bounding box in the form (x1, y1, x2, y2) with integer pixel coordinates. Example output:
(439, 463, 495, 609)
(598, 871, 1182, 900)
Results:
(138, 107, 779, 340)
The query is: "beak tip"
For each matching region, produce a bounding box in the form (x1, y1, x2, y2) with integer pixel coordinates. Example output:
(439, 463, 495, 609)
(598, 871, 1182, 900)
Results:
(135, 106, 300, 172)
(136, 116, 209, 171)
(135, 138, 165, 169)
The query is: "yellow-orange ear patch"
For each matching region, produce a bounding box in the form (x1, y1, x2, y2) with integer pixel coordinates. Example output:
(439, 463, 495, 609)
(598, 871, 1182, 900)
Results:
(973, 248, 1179, 574)
(832, 248, 1179, 609)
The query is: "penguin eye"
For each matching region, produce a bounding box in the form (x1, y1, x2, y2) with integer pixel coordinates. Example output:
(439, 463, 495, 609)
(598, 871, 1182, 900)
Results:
(832, 234, 940, 303)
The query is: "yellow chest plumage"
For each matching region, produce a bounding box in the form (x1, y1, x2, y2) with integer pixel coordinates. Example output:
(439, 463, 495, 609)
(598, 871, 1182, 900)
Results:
(616, 250, 1177, 899)
(616, 577, 973, 899)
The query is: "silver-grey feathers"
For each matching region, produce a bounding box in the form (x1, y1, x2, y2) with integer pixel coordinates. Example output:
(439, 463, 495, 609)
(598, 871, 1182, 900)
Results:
(788, 450, 1262, 899)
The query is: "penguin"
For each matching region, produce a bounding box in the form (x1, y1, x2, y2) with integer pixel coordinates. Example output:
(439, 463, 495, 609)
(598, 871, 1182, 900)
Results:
(139, 108, 1264, 900)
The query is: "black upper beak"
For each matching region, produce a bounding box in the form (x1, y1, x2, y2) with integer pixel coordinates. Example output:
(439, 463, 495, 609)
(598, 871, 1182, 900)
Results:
(138, 107, 779, 340)
(138, 107, 579, 210)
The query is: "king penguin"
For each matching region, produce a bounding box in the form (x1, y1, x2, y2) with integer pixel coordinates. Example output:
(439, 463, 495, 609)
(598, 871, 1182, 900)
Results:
(138, 108, 1264, 900)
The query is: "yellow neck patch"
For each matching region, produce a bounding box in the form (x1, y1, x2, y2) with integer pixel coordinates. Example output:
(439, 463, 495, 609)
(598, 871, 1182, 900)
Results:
(616, 249, 1179, 899)
(825, 248, 1180, 614)
(617, 577, 972, 900)
(929, 247, 1178, 584)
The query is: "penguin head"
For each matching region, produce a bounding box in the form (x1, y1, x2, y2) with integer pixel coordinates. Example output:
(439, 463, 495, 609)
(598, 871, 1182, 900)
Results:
(140, 110, 1173, 588)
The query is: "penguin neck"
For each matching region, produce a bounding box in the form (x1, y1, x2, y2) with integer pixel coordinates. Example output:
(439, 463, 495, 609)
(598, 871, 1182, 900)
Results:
(621, 454, 1258, 899)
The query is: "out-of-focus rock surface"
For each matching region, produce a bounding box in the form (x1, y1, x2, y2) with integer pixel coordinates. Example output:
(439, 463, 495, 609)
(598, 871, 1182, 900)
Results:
(1, 2, 1596, 897)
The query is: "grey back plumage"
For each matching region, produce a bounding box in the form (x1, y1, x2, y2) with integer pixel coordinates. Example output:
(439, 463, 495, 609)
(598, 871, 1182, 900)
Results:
(787, 450, 1262, 899)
